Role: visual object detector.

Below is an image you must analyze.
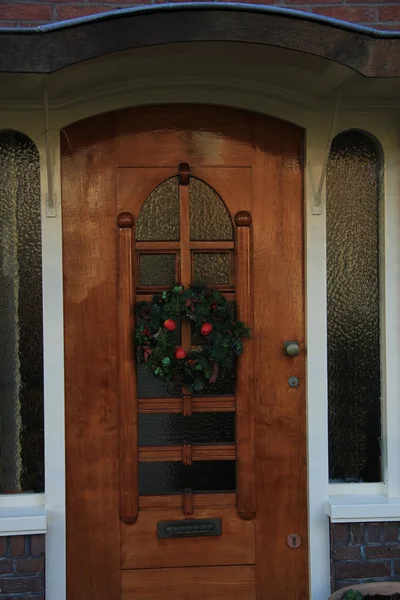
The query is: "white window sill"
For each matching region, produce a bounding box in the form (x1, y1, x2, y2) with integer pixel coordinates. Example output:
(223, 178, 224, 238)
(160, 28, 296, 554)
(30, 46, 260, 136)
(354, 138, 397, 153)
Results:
(0, 502, 47, 536)
(327, 495, 400, 523)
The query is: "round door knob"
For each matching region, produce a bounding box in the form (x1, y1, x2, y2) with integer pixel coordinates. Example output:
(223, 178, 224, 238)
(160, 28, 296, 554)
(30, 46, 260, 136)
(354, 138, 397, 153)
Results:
(284, 341, 300, 357)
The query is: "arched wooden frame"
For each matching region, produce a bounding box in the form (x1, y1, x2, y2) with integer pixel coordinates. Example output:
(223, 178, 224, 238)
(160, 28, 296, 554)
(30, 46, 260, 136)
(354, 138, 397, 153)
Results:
(117, 165, 255, 523)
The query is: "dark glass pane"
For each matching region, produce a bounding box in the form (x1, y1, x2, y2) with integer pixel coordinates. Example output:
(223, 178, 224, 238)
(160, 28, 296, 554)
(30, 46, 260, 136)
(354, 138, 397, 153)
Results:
(193, 253, 231, 285)
(136, 177, 180, 241)
(139, 412, 235, 446)
(327, 130, 381, 483)
(189, 177, 232, 241)
(0, 131, 44, 493)
(139, 461, 236, 495)
(139, 254, 176, 286)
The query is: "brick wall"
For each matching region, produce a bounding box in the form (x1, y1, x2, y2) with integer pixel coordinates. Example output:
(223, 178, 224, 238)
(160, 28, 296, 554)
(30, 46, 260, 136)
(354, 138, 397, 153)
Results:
(331, 522, 400, 592)
(0, 0, 399, 31)
(0, 535, 45, 598)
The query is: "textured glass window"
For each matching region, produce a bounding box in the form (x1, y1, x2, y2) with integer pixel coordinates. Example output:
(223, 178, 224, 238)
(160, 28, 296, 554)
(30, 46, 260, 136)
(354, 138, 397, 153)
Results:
(193, 253, 231, 285)
(136, 177, 180, 241)
(138, 413, 235, 446)
(0, 130, 44, 493)
(139, 461, 236, 495)
(189, 177, 232, 241)
(327, 130, 381, 483)
(139, 254, 177, 286)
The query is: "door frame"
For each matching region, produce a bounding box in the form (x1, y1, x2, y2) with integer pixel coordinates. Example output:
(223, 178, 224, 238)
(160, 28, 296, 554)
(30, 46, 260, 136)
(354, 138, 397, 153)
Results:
(1, 65, 398, 600)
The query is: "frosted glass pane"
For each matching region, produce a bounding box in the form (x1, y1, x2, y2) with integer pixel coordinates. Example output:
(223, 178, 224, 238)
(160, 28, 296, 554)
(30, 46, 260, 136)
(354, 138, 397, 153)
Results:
(139, 254, 176, 286)
(327, 130, 381, 483)
(193, 253, 231, 285)
(0, 131, 44, 493)
(136, 177, 180, 241)
(189, 177, 232, 241)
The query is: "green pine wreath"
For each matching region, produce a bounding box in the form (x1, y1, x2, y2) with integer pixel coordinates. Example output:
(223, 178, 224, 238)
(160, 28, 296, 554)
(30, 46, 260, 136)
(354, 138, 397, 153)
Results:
(135, 284, 250, 393)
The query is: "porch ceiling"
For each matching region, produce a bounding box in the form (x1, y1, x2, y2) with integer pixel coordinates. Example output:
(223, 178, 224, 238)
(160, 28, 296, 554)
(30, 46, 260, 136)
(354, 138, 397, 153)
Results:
(0, 3, 399, 78)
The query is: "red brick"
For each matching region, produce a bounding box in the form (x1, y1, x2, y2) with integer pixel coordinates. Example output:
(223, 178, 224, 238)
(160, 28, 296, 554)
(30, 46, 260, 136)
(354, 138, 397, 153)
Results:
(0, 576, 43, 594)
(313, 6, 376, 22)
(0, 559, 13, 574)
(366, 544, 400, 559)
(384, 523, 399, 543)
(378, 6, 400, 22)
(10, 536, 25, 558)
(55, 4, 113, 20)
(15, 558, 45, 574)
(31, 535, 45, 556)
(335, 560, 390, 579)
(367, 523, 382, 543)
(331, 523, 349, 545)
(350, 523, 365, 545)
(0, 538, 6, 558)
(0, 4, 51, 21)
(347, 0, 399, 3)
(285, 0, 339, 4)
(333, 545, 361, 560)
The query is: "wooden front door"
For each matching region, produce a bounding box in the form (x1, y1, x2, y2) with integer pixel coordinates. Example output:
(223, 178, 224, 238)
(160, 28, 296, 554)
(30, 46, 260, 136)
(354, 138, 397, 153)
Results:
(62, 105, 307, 600)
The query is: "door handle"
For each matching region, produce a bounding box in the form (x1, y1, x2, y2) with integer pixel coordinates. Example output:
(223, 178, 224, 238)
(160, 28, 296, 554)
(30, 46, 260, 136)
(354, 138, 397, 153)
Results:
(284, 341, 300, 357)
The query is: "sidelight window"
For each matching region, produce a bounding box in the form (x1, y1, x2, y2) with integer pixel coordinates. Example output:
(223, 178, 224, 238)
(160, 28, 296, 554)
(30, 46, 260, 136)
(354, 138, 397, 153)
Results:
(327, 129, 382, 483)
(0, 130, 44, 494)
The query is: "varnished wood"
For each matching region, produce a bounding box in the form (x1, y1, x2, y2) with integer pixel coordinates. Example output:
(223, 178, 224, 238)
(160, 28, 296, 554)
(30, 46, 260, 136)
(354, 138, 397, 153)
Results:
(138, 444, 236, 462)
(136, 292, 236, 303)
(62, 115, 120, 600)
(121, 508, 255, 569)
(121, 566, 256, 600)
(65, 105, 308, 600)
(137, 396, 236, 413)
(252, 116, 308, 599)
(235, 213, 255, 521)
(117, 214, 139, 525)
(139, 493, 236, 510)
(183, 490, 194, 515)
(135, 241, 235, 251)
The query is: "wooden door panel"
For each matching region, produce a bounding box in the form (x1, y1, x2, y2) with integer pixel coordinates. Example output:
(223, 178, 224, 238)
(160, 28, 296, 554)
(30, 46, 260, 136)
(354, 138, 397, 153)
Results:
(116, 106, 253, 167)
(121, 566, 256, 600)
(63, 105, 308, 600)
(121, 508, 255, 568)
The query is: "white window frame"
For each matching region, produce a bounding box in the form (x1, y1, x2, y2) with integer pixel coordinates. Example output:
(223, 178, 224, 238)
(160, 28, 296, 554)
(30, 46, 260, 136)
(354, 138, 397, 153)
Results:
(0, 79, 399, 600)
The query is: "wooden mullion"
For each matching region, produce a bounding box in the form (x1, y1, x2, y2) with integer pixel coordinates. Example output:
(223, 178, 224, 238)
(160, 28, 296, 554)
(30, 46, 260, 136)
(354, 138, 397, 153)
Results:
(138, 396, 236, 413)
(234, 211, 256, 521)
(136, 292, 236, 302)
(117, 212, 138, 525)
(139, 492, 236, 510)
(136, 241, 180, 250)
(138, 443, 237, 463)
(189, 241, 234, 250)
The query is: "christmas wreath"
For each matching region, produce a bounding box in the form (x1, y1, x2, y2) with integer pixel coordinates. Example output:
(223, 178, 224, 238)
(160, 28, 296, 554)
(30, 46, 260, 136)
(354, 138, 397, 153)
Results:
(135, 284, 250, 393)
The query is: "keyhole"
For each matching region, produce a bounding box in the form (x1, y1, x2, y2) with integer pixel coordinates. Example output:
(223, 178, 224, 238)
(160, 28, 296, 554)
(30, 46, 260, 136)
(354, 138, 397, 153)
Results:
(287, 533, 301, 548)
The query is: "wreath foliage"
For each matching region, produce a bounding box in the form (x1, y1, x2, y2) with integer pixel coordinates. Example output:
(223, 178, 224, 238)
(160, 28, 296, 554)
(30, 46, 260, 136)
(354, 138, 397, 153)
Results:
(135, 284, 250, 393)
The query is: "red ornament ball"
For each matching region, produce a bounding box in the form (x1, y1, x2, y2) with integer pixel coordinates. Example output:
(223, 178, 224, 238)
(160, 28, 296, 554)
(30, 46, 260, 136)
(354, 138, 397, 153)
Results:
(201, 323, 213, 336)
(164, 319, 176, 331)
(174, 347, 187, 360)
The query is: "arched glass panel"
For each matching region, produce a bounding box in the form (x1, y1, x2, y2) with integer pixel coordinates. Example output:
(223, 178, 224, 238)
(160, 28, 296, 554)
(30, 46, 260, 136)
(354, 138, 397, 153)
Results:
(0, 130, 44, 493)
(327, 130, 381, 483)
(136, 177, 180, 241)
(189, 177, 232, 241)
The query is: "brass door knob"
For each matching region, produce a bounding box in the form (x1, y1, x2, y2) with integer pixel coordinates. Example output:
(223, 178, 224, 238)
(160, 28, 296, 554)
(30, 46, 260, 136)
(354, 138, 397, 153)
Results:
(284, 341, 300, 357)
